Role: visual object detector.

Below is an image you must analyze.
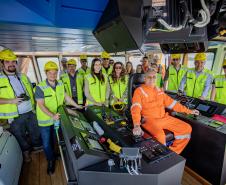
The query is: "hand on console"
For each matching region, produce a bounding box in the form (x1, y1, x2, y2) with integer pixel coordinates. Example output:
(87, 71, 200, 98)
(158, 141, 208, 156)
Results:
(132, 125, 144, 136)
(199, 96, 205, 100)
(191, 109, 200, 116)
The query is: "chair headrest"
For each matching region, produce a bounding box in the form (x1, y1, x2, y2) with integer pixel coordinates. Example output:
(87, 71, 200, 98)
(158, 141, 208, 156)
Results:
(130, 73, 145, 86)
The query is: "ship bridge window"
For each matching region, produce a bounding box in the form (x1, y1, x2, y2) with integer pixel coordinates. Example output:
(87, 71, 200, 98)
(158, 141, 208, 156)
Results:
(128, 54, 167, 69)
(18, 56, 37, 83)
(111, 56, 126, 64)
(36, 57, 60, 80)
(187, 52, 215, 71)
(221, 53, 226, 75)
(62, 56, 80, 68)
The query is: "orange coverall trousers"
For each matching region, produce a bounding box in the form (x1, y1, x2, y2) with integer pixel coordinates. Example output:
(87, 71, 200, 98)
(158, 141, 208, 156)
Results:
(131, 84, 192, 154)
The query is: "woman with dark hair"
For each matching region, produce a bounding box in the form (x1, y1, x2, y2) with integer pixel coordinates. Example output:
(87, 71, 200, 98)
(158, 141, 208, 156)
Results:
(84, 58, 109, 106)
(136, 64, 142, 73)
(109, 62, 129, 106)
(126, 61, 134, 76)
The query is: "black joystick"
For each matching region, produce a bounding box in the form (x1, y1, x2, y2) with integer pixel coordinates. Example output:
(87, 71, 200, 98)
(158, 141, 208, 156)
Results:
(101, 105, 107, 121)
(193, 114, 198, 120)
(133, 135, 143, 142)
(18, 93, 30, 101)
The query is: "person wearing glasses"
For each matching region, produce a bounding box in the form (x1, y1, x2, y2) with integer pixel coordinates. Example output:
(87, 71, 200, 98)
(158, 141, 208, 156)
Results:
(101, 51, 113, 76)
(77, 54, 91, 77)
(179, 53, 213, 100)
(0, 49, 41, 162)
(60, 59, 84, 105)
(84, 58, 110, 106)
(163, 54, 187, 92)
(150, 63, 164, 89)
(211, 59, 226, 105)
(131, 69, 199, 154)
(109, 62, 129, 106)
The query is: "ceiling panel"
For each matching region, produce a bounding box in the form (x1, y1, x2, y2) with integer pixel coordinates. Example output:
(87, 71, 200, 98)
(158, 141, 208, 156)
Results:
(0, 23, 103, 52)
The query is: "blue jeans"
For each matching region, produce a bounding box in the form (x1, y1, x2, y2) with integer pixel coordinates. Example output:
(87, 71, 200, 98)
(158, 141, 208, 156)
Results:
(39, 125, 55, 161)
(10, 111, 41, 152)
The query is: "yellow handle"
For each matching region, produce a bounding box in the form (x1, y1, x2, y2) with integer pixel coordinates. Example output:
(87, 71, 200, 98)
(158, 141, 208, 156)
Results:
(107, 139, 121, 154)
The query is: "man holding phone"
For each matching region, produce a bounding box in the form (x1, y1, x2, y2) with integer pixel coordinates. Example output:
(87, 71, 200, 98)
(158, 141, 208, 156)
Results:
(0, 49, 41, 162)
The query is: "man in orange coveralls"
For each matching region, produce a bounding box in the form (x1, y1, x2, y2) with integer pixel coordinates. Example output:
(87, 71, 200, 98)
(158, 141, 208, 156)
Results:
(131, 69, 199, 154)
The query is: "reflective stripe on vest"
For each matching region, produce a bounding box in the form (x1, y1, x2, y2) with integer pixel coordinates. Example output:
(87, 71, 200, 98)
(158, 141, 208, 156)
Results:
(214, 75, 226, 105)
(0, 112, 18, 117)
(36, 80, 65, 126)
(168, 65, 187, 91)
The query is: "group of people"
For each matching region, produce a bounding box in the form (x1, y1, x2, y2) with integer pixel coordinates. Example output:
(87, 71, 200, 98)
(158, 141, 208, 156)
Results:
(165, 53, 226, 104)
(0, 48, 225, 176)
(131, 53, 226, 154)
(130, 53, 226, 105)
(0, 49, 130, 175)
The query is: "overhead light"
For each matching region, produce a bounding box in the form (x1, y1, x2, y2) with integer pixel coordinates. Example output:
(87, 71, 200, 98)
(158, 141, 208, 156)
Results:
(32, 37, 58, 41)
(0, 45, 5, 51)
(81, 45, 95, 49)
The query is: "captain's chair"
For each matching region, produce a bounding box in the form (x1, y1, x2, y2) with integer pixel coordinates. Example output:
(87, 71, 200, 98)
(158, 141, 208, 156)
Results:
(127, 73, 174, 145)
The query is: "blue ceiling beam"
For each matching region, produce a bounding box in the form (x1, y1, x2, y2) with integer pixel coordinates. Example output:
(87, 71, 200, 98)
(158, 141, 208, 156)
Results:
(0, 0, 53, 26)
(15, 0, 109, 29)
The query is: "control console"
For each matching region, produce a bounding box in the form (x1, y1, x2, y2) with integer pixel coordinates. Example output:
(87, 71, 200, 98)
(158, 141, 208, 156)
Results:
(84, 106, 172, 164)
(165, 92, 226, 185)
(166, 91, 226, 117)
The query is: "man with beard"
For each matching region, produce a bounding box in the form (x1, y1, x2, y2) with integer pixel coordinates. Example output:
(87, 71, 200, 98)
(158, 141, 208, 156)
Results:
(0, 49, 42, 162)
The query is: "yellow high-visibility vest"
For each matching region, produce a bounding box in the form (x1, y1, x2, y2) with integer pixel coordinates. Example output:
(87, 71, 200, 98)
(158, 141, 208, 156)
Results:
(168, 65, 187, 91)
(36, 80, 64, 127)
(185, 68, 213, 98)
(85, 74, 108, 105)
(0, 73, 35, 119)
(60, 73, 84, 104)
(109, 75, 128, 105)
(214, 75, 226, 105)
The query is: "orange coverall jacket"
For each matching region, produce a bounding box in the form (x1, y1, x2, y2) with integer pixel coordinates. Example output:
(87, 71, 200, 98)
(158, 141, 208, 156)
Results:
(131, 84, 193, 154)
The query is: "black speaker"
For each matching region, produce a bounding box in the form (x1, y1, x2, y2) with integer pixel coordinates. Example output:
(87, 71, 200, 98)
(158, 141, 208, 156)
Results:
(93, 0, 143, 53)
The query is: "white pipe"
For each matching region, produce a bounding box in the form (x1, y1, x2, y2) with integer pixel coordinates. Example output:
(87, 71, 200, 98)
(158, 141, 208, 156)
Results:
(194, 0, 211, 27)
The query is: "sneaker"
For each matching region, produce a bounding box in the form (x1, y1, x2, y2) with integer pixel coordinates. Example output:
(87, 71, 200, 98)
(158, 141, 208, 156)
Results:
(23, 151, 32, 163)
(47, 160, 55, 175)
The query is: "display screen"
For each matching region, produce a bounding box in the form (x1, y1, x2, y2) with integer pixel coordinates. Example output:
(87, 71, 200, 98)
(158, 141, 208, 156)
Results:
(80, 120, 95, 134)
(196, 104, 210, 112)
(70, 117, 84, 130)
(87, 138, 103, 151)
